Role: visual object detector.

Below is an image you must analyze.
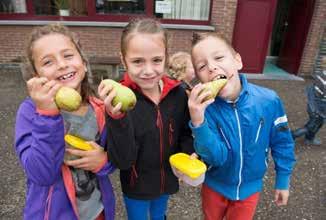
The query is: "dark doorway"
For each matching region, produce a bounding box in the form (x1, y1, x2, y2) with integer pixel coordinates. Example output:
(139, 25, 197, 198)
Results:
(270, 0, 315, 74)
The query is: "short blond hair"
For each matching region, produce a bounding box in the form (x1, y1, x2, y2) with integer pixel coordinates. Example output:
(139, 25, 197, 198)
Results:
(191, 32, 236, 55)
(168, 52, 191, 81)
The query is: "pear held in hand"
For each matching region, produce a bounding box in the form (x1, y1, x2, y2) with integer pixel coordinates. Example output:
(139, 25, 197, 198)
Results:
(55, 87, 82, 111)
(201, 79, 228, 101)
(102, 79, 137, 112)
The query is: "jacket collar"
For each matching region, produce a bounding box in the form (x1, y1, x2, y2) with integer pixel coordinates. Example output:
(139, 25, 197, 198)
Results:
(239, 74, 249, 96)
(120, 73, 181, 100)
(216, 74, 249, 104)
(88, 96, 105, 133)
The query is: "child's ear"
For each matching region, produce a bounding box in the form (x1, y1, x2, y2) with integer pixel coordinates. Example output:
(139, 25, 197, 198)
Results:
(83, 61, 87, 73)
(235, 53, 243, 70)
(120, 52, 127, 69)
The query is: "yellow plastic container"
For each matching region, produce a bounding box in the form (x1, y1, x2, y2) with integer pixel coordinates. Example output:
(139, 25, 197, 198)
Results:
(64, 134, 93, 151)
(169, 153, 207, 179)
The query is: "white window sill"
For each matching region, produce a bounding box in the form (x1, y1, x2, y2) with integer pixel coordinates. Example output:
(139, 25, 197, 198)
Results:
(0, 20, 215, 31)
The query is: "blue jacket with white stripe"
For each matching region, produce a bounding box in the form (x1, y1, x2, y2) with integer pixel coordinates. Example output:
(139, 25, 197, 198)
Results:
(190, 75, 296, 200)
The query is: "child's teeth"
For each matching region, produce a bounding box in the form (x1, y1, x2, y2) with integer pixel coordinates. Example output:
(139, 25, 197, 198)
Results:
(60, 73, 73, 80)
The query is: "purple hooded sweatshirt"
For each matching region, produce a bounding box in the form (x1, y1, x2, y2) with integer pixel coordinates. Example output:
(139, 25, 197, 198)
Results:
(15, 97, 115, 220)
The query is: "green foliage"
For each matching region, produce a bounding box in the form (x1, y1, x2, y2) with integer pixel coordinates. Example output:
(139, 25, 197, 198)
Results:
(54, 0, 69, 10)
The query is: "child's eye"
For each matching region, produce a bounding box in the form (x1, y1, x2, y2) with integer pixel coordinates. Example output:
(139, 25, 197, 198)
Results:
(215, 56, 223, 60)
(42, 60, 52, 66)
(132, 59, 142, 64)
(64, 54, 74, 59)
(153, 58, 163, 64)
(198, 64, 206, 71)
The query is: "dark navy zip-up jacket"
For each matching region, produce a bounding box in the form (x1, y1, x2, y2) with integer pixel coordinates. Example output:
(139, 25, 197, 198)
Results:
(106, 73, 194, 200)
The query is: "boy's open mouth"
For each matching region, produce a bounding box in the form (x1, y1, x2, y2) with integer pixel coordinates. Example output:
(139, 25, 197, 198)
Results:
(213, 74, 227, 80)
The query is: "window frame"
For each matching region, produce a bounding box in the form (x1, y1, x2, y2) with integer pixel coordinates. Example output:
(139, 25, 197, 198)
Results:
(0, 0, 212, 25)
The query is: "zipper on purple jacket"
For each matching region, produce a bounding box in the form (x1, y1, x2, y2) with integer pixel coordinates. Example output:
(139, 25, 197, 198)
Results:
(44, 186, 54, 220)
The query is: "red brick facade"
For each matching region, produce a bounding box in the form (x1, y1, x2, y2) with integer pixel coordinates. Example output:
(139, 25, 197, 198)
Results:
(0, 0, 323, 76)
(298, 0, 326, 76)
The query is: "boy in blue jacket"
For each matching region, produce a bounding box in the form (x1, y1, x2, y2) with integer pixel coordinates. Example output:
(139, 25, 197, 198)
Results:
(187, 32, 296, 220)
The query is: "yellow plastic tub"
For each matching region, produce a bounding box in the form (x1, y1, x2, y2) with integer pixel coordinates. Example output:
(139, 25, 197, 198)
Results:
(64, 134, 93, 151)
(169, 153, 207, 186)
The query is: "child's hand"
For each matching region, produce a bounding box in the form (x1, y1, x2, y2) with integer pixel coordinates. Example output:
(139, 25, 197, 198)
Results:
(98, 81, 123, 116)
(27, 77, 61, 111)
(188, 83, 215, 127)
(64, 141, 107, 172)
(274, 189, 289, 206)
(189, 153, 198, 160)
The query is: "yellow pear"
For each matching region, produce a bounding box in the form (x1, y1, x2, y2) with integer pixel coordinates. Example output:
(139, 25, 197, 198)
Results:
(102, 79, 137, 112)
(201, 79, 228, 101)
(55, 87, 82, 111)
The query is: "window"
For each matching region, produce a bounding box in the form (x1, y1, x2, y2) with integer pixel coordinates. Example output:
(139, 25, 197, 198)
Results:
(96, 0, 145, 15)
(0, 0, 27, 14)
(155, 0, 210, 21)
(0, 0, 212, 25)
(33, 0, 87, 16)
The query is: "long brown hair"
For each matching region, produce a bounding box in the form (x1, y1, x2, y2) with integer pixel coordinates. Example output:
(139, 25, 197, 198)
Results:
(23, 23, 94, 101)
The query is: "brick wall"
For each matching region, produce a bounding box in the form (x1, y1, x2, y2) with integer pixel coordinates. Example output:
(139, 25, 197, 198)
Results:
(298, 0, 326, 76)
(0, 1, 236, 64)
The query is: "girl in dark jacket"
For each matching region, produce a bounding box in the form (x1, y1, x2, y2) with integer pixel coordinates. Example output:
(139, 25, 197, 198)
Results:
(98, 18, 194, 220)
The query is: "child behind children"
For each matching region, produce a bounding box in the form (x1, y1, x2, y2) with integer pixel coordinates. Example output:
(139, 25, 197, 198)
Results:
(15, 24, 115, 220)
(291, 31, 325, 145)
(168, 51, 196, 90)
(187, 32, 296, 220)
(98, 18, 194, 220)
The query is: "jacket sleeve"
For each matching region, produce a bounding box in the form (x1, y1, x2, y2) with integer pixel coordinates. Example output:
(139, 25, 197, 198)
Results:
(14, 100, 65, 186)
(106, 113, 138, 170)
(270, 96, 296, 190)
(95, 127, 116, 175)
(190, 109, 229, 166)
(178, 94, 194, 154)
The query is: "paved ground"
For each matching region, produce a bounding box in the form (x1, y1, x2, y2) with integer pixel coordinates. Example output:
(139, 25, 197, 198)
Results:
(0, 67, 325, 220)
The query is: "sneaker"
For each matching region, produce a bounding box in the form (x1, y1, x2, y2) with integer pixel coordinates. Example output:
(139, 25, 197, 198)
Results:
(292, 127, 308, 139)
(304, 138, 322, 146)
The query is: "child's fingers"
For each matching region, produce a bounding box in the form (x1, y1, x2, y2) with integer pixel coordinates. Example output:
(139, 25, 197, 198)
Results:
(98, 83, 113, 100)
(104, 89, 123, 115)
(202, 97, 215, 107)
(87, 141, 100, 149)
(64, 157, 88, 168)
(190, 83, 204, 98)
(27, 77, 48, 92)
(189, 153, 198, 160)
(274, 190, 289, 206)
(48, 83, 62, 97)
(111, 102, 122, 114)
(65, 148, 88, 157)
(42, 80, 60, 95)
(197, 91, 212, 103)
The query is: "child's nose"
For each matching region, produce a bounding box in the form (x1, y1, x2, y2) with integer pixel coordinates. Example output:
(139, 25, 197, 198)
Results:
(57, 58, 68, 69)
(144, 63, 155, 74)
(208, 63, 220, 73)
